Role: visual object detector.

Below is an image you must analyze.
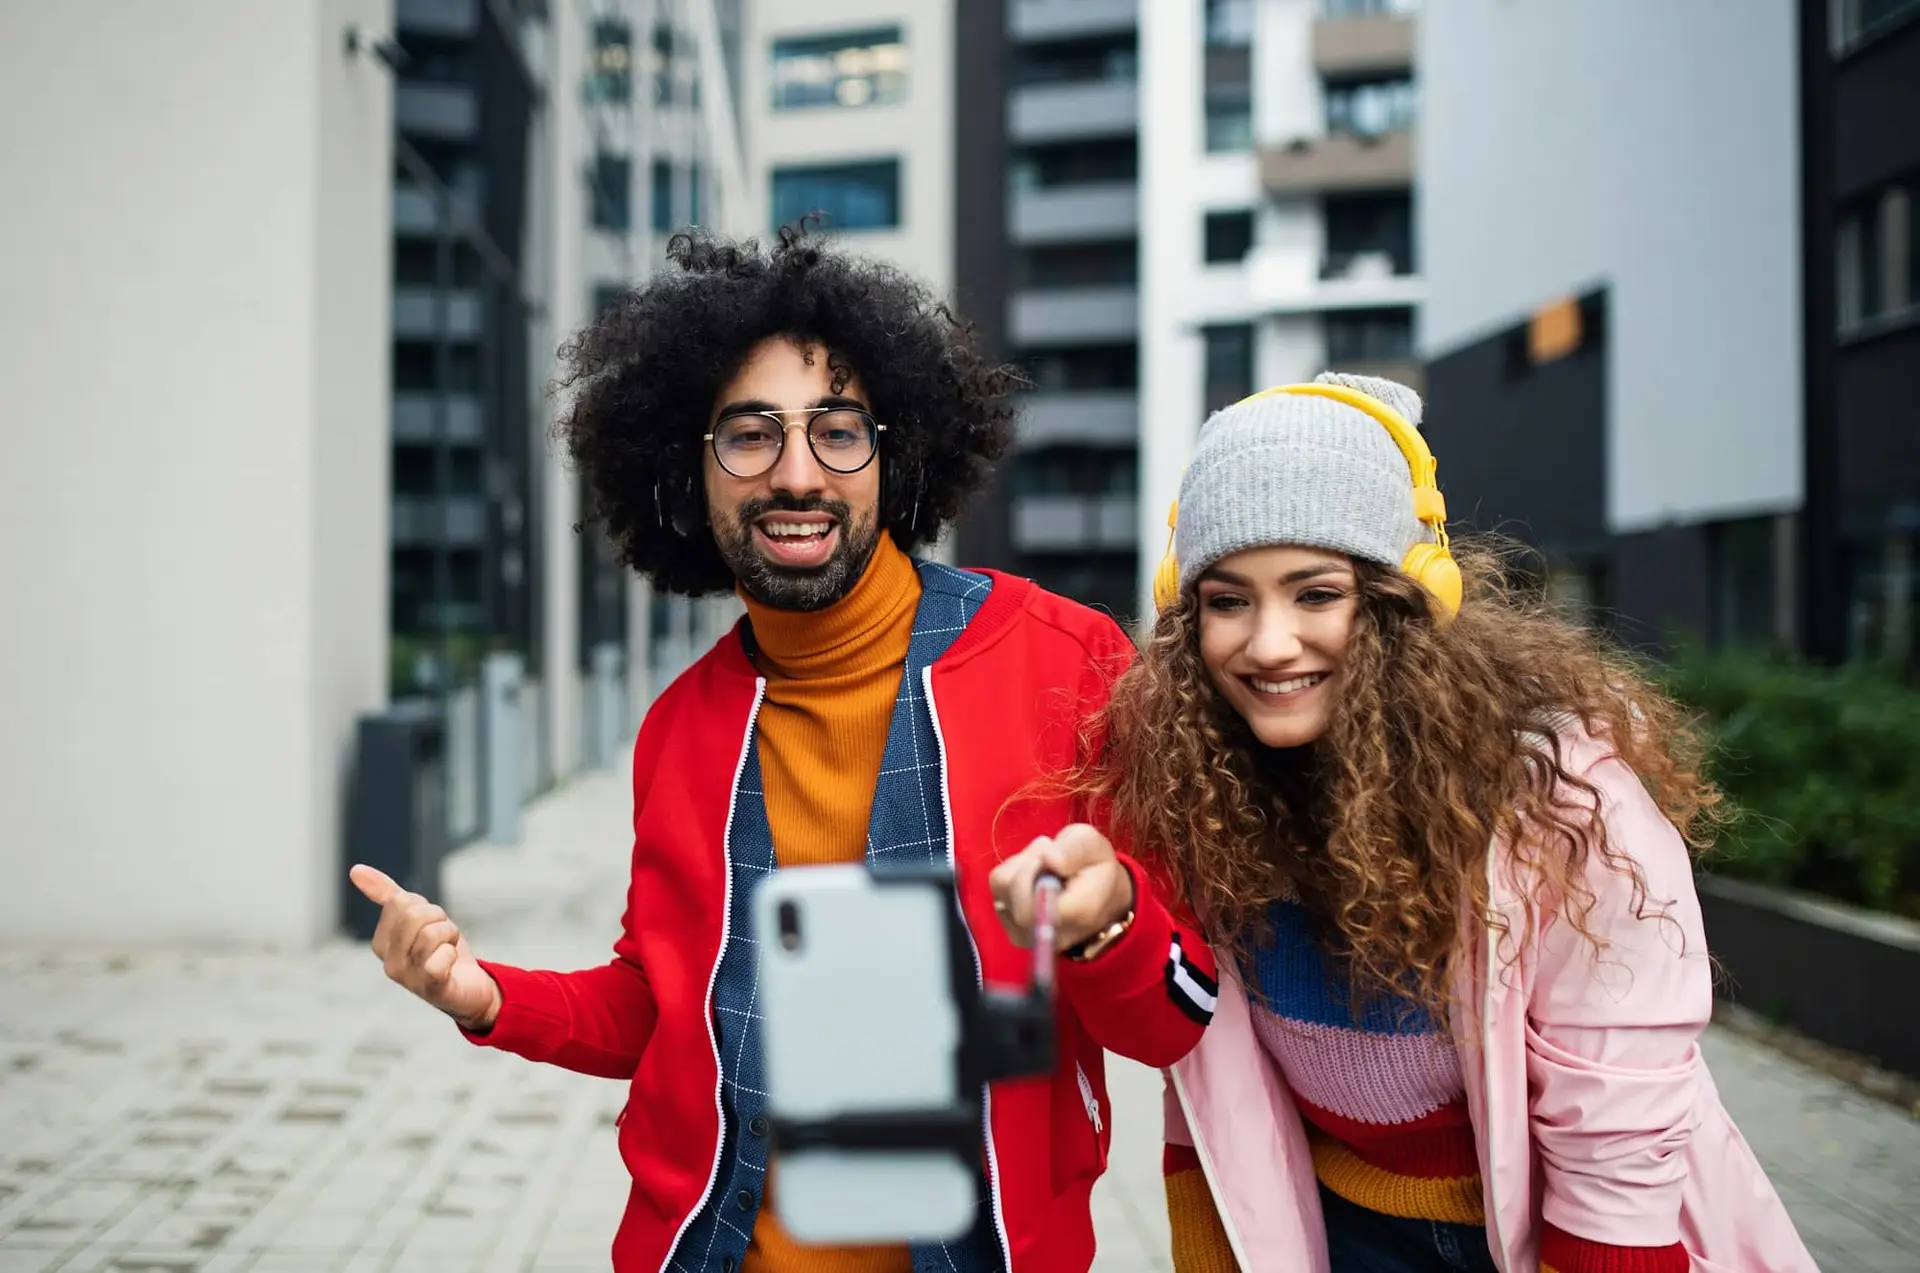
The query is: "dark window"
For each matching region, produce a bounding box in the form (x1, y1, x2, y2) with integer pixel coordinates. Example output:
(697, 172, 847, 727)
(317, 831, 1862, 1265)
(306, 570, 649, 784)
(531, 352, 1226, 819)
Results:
(1018, 344, 1138, 391)
(1709, 517, 1779, 650)
(592, 284, 626, 316)
(1204, 211, 1255, 264)
(1009, 446, 1138, 496)
(771, 159, 901, 231)
(586, 20, 632, 103)
(1014, 240, 1137, 289)
(650, 25, 700, 106)
(771, 27, 907, 109)
(1203, 324, 1255, 413)
(1322, 0, 1419, 16)
(1010, 33, 1137, 86)
(590, 154, 631, 231)
(1325, 307, 1414, 361)
(1204, 47, 1253, 152)
(1205, 0, 1256, 46)
(1836, 183, 1915, 331)
(1009, 137, 1137, 189)
(1323, 193, 1414, 277)
(1326, 75, 1415, 136)
(1832, 0, 1920, 54)
(650, 159, 705, 231)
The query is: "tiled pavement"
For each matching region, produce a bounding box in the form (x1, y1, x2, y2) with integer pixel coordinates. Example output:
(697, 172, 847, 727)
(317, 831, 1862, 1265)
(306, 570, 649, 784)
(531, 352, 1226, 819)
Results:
(1, 755, 1915, 1272)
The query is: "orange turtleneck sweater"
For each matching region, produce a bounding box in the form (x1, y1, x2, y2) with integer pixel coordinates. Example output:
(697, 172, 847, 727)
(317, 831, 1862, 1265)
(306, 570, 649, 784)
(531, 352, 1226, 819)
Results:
(738, 533, 920, 1273)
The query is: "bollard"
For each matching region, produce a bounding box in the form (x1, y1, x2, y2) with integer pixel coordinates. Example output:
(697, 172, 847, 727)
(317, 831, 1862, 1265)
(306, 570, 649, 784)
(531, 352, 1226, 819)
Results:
(483, 650, 524, 845)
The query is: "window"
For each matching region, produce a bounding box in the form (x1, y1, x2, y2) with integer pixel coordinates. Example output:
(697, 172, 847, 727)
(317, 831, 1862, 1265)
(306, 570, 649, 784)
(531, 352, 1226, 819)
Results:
(650, 160, 705, 232)
(771, 159, 901, 231)
(1710, 518, 1779, 651)
(1205, 0, 1256, 47)
(1831, 0, 1920, 54)
(1837, 183, 1917, 332)
(1010, 446, 1138, 496)
(1204, 211, 1255, 264)
(585, 20, 632, 103)
(1323, 193, 1413, 277)
(772, 27, 907, 109)
(1203, 324, 1255, 413)
(1325, 307, 1414, 361)
(1019, 345, 1138, 392)
(1009, 138, 1137, 189)
(1011, 33, 1137, 86)
(593, 284, 627, 317)
(1322, 0, 1419, 16)
(1204, 47, 1253, 152)
(1014, 241, 1137, 290)
(590, 154, 631, 232)
(1325, 75, 1416, 136)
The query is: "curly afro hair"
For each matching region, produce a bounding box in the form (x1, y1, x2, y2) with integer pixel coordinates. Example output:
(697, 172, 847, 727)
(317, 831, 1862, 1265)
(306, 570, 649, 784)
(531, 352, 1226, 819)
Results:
(553, 222, 1025, 596)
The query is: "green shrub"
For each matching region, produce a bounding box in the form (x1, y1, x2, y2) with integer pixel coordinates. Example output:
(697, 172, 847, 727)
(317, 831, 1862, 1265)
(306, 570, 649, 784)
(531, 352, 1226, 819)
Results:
(1662, 648, 1920, 917)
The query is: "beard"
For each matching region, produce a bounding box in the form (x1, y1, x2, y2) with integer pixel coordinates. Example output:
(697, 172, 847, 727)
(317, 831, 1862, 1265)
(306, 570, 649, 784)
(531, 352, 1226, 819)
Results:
(713, 493, 883, 612)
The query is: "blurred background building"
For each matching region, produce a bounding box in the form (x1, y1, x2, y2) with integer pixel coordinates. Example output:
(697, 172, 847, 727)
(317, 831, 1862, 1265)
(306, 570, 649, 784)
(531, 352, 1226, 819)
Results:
(2, 0, 1915, 945)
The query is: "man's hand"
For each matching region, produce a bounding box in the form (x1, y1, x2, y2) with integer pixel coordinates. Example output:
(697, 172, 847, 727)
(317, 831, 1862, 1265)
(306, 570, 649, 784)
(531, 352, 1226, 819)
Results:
(988, 824, 1135, 953)
(348, 864, 501, 1031)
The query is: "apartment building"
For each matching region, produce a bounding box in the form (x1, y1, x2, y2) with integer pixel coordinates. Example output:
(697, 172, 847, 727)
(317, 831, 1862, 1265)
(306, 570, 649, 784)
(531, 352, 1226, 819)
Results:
(1418, 0, 1918, 665)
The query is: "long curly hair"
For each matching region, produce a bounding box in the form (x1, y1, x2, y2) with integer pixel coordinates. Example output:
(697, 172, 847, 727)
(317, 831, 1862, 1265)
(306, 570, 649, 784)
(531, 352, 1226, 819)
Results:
(1073, 540, 1729, 1015)
(553, 222, 1025, 595)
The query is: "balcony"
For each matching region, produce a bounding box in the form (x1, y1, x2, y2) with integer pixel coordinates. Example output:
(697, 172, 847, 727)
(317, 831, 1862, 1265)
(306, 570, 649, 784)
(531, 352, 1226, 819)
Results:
(1313, 13, 1415, 78)
(1009, 79, 1138, 144)
(1009, 180, 1137, 244)
(398, 0, 479, 37)
(1260, 127, 1413, 195)
(1010, 0, 1136, 41)
(1009, 285, 1139, 345)
(1011, 493, 1138, 552)
(1019, 391, 1139, 448)
(393, 287, 485, 341)
(393, 393, 485, 445)
(1245, 247, 1423, 313)
(391, 495, 487, 547)
(396, 81, 480, 140)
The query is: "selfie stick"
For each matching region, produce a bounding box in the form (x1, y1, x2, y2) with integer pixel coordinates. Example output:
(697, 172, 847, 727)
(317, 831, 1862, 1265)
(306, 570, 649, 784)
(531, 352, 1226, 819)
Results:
(1030, 871, 1064, 997)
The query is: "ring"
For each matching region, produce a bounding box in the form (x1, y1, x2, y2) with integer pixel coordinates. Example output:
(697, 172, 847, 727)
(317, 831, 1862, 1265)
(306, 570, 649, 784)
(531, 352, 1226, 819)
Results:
(993, 898, 1010, 914)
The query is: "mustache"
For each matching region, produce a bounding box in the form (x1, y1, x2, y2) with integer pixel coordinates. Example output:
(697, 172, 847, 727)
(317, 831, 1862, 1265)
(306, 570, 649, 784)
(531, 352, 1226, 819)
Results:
(735, 494, 851, 524)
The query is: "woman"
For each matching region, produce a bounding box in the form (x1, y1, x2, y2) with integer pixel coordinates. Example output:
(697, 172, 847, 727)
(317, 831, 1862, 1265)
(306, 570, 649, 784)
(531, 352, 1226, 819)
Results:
(1074, 374, 1815, 1271)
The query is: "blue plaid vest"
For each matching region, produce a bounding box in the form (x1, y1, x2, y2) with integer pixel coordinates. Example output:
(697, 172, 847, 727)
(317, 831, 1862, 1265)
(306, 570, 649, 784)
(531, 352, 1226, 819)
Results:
(665, 561, 1004, 1273)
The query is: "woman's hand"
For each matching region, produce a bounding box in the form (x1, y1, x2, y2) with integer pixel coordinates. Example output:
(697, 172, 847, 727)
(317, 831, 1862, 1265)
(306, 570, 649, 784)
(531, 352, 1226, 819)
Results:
(988, 823, 1135, 952)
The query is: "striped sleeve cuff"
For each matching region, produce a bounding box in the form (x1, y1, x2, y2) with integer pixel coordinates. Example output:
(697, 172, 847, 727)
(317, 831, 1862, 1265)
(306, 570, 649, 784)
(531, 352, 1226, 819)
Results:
(1541, 1222, 1689, 1273)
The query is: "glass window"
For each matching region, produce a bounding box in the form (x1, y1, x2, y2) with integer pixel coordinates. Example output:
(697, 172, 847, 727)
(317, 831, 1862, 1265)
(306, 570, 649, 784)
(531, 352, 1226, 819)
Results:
(1205, 0, 1256, 47)
(1325, 75, 1416, 136)
(1205, 83, 1253, 152)
(585, 20, 632, 103)
(1323, 194, 1414, 276)
(1203, 324, 1255, 413)
(650, 160, 704, 232)
(1009, 138, 1137, 190)
(1204, 211, 1255, 264)
(1325, 307, 1414, 361)
(1014, 240, 1137, 289)
(771, 159, 901, 232)
(1011, 33, 1137, 86)
(590, 154, 631, 232)
(1837, 183, 1917, 331)
(1832, 0, 1920, 54)
(1321, 0, 1419, 16)
(772, 27, 907, 110)
(1019, 345, 1138, 391)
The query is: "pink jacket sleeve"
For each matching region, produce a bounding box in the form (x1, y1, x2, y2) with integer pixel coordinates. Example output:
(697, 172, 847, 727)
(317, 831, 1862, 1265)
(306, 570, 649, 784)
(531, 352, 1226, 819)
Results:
(1524, 753, 1715, 1249)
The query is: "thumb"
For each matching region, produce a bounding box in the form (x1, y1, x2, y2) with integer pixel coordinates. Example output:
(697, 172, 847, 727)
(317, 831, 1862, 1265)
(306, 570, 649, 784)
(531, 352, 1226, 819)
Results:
(348, 864, 400, 906)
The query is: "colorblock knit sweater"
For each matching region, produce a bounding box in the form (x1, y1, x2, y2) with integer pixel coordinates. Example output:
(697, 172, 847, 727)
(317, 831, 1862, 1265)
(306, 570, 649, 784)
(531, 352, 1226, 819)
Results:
(1163, 895, 1687, 1273)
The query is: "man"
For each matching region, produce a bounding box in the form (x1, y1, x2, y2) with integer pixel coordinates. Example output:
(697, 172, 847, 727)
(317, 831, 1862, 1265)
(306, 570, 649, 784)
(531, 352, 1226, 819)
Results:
(350, 227, 1220, 1273)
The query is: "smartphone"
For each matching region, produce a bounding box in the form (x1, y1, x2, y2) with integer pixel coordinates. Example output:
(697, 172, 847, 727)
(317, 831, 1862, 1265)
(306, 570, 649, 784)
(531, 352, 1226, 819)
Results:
(752, 864, 980, 1244)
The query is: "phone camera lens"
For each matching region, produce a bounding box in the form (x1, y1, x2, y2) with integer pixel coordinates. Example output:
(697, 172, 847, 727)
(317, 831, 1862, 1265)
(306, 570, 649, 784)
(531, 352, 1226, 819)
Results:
(776, 900, 802, 951)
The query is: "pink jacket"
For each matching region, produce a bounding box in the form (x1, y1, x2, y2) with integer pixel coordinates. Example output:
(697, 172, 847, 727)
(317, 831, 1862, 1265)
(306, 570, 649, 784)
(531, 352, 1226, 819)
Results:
(1164, 725, 1817, 1272)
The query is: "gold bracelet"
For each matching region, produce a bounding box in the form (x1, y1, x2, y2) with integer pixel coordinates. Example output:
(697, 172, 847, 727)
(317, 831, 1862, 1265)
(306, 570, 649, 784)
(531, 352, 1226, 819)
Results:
(1065, 909, 1135, 963)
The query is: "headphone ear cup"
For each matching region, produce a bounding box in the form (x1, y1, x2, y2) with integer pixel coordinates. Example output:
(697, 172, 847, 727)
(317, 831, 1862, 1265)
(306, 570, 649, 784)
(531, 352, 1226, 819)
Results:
(1402, 543, 1464, 622)
(1152, 548, 1181, 612)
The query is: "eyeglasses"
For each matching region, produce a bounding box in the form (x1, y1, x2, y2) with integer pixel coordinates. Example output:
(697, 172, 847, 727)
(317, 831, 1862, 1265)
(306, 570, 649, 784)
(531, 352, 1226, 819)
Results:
(704, 407, 886, 480)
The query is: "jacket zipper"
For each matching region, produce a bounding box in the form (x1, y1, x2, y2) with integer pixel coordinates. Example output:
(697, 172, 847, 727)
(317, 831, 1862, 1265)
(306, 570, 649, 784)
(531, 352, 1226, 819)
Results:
(922, 664, 1015, 1272)
(658, 679, 767, 1273)
(1477, 877, 1507, 1270)
(1075, 1062, 1103, 1135)
(1169, 1059, 1254, 1270)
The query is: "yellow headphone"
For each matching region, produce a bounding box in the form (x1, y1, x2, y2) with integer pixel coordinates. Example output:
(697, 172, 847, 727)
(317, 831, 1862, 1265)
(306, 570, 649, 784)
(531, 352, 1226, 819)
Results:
(1151, 382, 1462, 621)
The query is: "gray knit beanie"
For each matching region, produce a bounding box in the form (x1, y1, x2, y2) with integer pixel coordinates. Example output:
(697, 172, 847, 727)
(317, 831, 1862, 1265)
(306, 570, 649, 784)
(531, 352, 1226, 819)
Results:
(1172, 371, 1432, 595)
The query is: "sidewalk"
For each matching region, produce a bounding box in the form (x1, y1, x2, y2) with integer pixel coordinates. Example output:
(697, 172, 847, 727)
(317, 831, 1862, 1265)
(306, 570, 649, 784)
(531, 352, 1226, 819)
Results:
(2, 758, 1917, 1272)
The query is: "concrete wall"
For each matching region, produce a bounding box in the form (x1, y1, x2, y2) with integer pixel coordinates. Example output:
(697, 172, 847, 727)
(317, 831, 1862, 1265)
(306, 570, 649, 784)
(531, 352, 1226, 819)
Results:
(1419, 0, 1803, 531)
(0, 1, 393, 946)
(741, 0, 956, 295)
